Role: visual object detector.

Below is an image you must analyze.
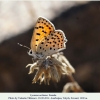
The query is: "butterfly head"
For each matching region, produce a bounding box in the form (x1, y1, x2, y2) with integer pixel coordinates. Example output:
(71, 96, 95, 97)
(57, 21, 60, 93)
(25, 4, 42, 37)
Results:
(28, 49, 37, 59)
(28, 49, 45, 60)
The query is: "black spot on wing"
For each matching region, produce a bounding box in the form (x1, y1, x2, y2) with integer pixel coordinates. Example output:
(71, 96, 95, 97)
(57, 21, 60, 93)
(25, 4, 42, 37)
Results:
(50, 47, 52, 50)
(51, 34, 53, 36)
(53, 45, 55, 47)
(36, 33, 40, 35)
(42, 30, 47, 34)
(58, 40, 60, 42)
(36, 39, 39, 41)
(42, 26, 44, 29)
(49, 27, 51, 29)
(50, 31, 52, 33)
(39, 26, 42, 28)
(41, 42, 44, 44)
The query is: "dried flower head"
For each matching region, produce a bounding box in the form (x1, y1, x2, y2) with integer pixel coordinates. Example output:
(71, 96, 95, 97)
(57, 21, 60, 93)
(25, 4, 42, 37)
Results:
(26, 52, 75, 85)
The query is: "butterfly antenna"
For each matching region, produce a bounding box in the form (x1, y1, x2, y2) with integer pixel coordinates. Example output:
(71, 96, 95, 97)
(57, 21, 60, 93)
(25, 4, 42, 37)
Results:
(17, 43, 30, 50)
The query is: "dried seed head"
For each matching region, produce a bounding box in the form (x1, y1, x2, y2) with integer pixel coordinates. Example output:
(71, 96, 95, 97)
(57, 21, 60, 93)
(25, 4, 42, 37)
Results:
(26, 52, 75, 85)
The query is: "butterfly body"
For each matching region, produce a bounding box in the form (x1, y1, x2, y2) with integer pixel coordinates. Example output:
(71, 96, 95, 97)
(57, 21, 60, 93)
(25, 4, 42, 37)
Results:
(28, 17, 67, 60)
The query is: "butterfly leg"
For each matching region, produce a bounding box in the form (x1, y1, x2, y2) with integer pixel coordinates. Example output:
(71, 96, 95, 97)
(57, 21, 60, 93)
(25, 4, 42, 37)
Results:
(26, 62, 38, 74)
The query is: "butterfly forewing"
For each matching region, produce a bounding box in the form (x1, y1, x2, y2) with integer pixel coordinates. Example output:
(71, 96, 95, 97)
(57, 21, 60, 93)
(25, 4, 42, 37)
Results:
(31, 17, 55, 52)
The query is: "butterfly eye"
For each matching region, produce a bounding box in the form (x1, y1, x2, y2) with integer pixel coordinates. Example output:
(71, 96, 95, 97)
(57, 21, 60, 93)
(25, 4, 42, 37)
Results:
(30, 50, 32, 54)
(29, 50, 32, 55)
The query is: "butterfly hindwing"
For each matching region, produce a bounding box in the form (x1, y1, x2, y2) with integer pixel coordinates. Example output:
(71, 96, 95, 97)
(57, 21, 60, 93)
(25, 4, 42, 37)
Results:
(37, 30, 67, 56)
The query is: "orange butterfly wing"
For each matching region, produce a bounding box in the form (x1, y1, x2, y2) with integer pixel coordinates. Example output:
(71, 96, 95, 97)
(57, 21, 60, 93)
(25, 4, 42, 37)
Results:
(37, 30, 67, 56)
(31, 17, 55, 52)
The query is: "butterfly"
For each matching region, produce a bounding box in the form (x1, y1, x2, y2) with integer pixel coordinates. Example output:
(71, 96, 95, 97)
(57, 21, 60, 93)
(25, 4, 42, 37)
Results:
(28, 16, 67, 60)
